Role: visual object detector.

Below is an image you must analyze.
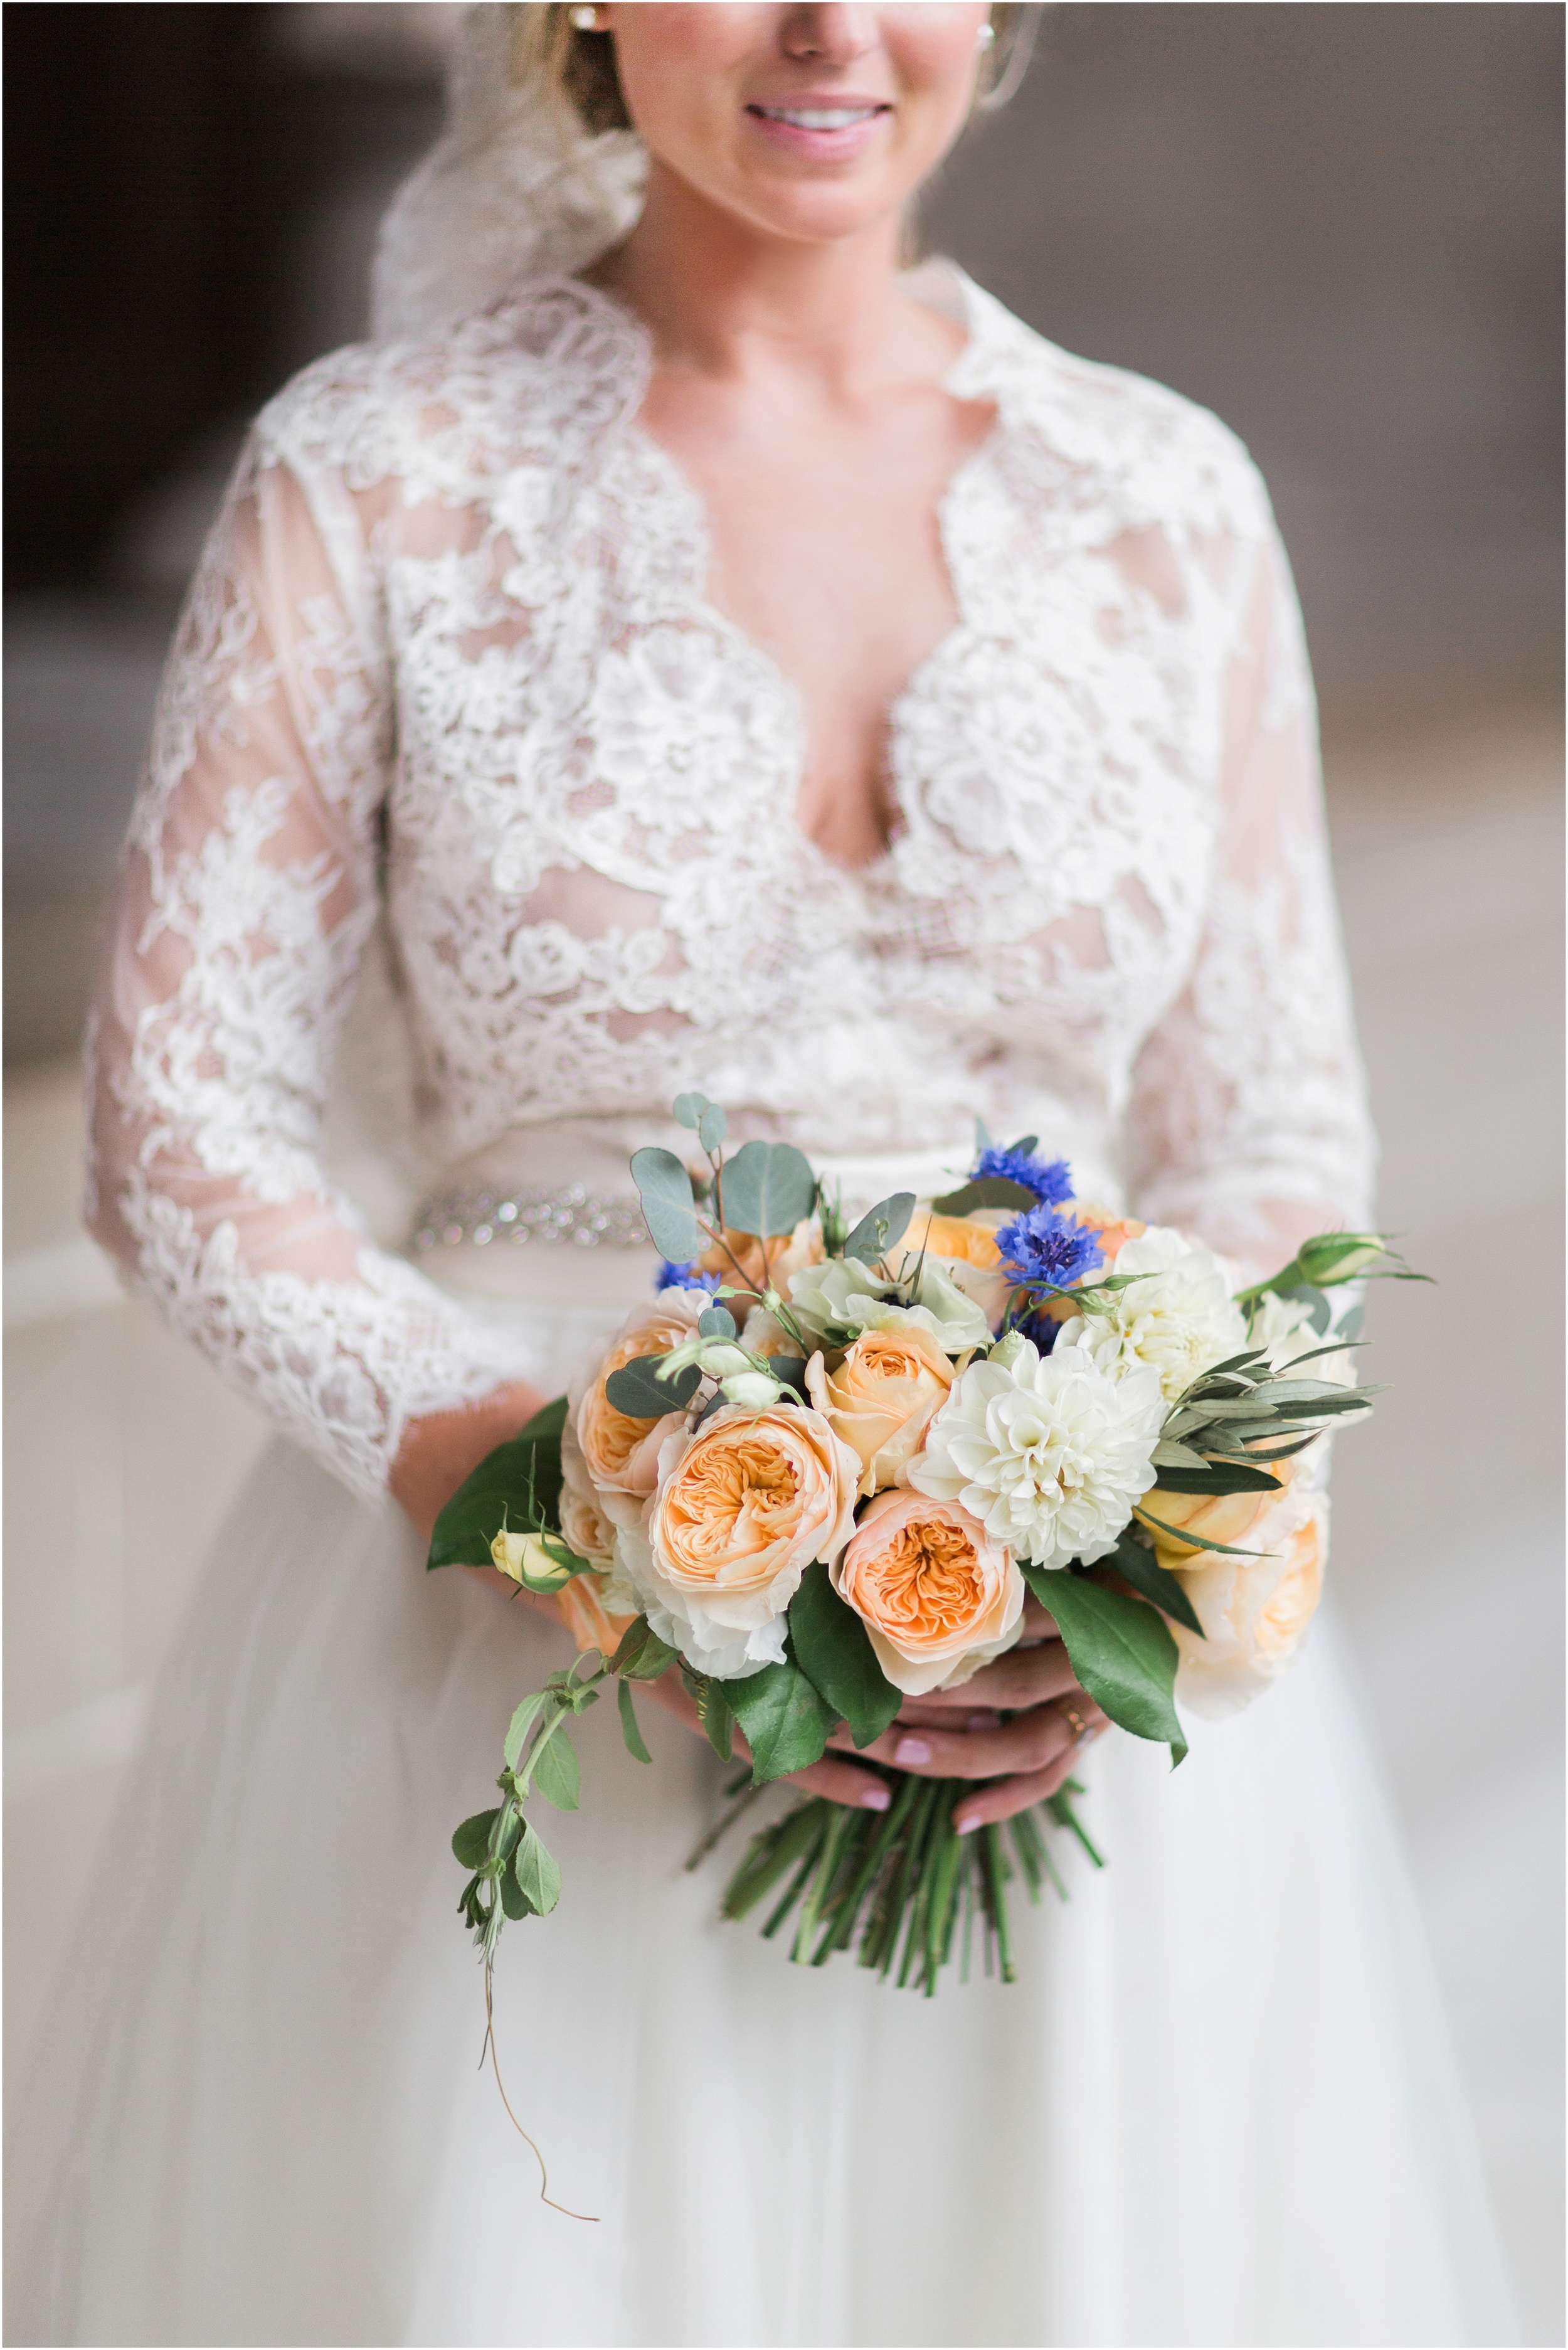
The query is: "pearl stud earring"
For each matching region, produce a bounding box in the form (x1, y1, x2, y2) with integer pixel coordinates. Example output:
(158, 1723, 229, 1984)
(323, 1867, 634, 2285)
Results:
(977, 19, 995, 46)
(569, 6, 599, 29)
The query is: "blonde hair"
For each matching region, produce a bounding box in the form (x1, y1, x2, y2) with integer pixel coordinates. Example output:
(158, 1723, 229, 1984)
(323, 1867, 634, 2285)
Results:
(509, 5, 1037, 146)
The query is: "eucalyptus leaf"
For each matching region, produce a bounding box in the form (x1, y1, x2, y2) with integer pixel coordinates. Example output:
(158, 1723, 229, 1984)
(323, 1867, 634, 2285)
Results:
(514, 1822, 562, 1916)
(603, 1354, 702, 1417)
(718, 1140, 817, 1238)
(617, 1677, 653, 1763)
(630, 1146, 702, 1260)
(698, 1305, 737, 1339)
(930, 1176, 1038, 1216)
(840, 1193, 916, 1265)
(531, 1724, 581, 1810)
(788, 1561, 903, 1748)
(728, 1652, 836, 1784)
(452, 1809, 501, 1869)
(671, 1092, 709, 1131)
(697, 1104, 727, 1154)
(1022, 1567, 1187, 1764)
(426, 1396, 568, 1573)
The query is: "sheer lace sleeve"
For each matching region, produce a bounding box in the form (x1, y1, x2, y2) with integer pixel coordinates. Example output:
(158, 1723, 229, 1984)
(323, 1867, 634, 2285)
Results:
(1126, 516, 1376, 1268)
(84, 433, 518, 1501)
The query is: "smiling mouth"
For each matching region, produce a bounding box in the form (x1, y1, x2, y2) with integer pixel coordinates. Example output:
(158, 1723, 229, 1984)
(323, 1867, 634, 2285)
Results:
(747, 104, 889, 131)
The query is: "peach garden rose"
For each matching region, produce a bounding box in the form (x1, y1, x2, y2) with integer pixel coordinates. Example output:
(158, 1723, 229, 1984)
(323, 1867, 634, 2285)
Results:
(569, 1293, 706, 1500)
(617, 1403, 860, 1677)
(1170, 1479, 1329, 1718)
(831, 1487, 1025, 1697)
(803, 1325, 955, 1496)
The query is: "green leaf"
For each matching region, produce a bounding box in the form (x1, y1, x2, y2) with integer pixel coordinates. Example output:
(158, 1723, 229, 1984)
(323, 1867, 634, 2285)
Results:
(1147, 1461, 1283, 1495)
(617, 1677, 653, 1763)
(697, 1105, 727, 1154)
(452, 1808, 501, 1869)
(728, 1654, 836, 1784)
(682, 1668, 736, 1762)
(930, 1176, 1038, 1215)
(499, 1866, 532, 1921)
(514, 1822, 562, 1916)
(531, 1724, 581, 1810)
(672, 1092, 709, 1130)
(630, 1145, 702, 1260)
(840, 1193, 916, 1265)
(788, 1562, 902, 1748)
(503, 1691, 548, 1772)
(1022, 1566, 1187, 1764)
(698, 1305, 737, 1339)
(603, 1354, 702, 1417)
(717, 1140, 817, 1238)
(1131, 1504, 1265, 1558)
(608, 1616, 679, 1681)
(426, 1396, 569, 1572)
(1099, 1535, 1204, 1637)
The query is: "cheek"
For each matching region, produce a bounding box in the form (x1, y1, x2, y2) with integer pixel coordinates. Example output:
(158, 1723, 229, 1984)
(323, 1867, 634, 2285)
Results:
(609, 4, 755, 154)
(880, 3, 987, 109)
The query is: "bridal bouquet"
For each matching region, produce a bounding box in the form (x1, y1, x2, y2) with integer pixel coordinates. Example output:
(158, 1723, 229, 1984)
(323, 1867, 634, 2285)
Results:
(432, 1096, 1410, 1994)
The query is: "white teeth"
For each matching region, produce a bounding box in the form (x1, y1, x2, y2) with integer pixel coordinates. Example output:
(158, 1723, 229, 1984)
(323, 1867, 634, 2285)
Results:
(756, 105, 879, 131)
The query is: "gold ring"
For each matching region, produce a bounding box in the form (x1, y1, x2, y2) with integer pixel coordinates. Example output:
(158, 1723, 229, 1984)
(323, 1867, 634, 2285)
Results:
(1059, 1703, 1087, 1739)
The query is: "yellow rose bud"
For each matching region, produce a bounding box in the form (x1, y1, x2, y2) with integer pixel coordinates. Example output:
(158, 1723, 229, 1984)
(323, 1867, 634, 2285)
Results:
(490, 1526, 573, 1591)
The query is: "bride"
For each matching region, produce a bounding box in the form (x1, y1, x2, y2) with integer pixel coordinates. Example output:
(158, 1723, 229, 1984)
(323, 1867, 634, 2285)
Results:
(8, 6, 1513, 2344)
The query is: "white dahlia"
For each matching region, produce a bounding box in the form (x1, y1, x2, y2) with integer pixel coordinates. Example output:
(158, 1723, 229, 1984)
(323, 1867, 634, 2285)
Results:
(909, 1339, 1163, 1570)
(1054, 1225, 1247, 1405)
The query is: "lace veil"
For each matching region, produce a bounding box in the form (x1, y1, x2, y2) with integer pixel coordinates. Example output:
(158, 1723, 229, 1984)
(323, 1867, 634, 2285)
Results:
(370, 4, 647, 341)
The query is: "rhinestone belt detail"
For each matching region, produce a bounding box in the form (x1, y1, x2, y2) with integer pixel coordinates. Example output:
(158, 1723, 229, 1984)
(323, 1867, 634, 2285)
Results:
(411, 1184, 650, 1254)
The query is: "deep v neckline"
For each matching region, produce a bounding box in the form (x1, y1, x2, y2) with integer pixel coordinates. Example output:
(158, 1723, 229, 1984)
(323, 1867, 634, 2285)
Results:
(571, 266, 1004, 883)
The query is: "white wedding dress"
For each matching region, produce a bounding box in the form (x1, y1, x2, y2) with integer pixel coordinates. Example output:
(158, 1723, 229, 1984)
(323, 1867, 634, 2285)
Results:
(6, 263, 1515, 2348)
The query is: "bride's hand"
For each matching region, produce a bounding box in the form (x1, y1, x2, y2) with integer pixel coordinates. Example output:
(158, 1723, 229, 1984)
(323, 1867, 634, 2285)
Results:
(825, 1596, 1107, 1832)
(393, 1380, 573, 1622)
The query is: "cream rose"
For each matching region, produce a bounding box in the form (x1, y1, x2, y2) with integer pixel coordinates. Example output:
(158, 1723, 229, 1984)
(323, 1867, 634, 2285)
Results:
(832, 1488, 1024, 1696)
(804, 1326, 955, 1496)
(906, 1206, 1014, 1331)
(1171, 1481, 1328, 1718)
(617, 1403, 860, 1677)
(569, 1294, 705, 1499)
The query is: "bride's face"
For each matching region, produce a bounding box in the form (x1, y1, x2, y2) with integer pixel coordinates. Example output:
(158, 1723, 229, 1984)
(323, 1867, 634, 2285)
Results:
(600, 4, 991, 245)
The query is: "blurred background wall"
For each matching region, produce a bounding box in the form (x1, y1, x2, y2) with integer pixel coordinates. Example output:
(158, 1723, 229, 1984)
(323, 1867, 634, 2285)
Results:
(6, 6, 1562, 2336)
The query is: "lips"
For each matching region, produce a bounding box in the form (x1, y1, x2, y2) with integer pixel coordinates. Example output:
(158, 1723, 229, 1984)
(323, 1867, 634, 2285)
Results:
(748, 104, 888, 131)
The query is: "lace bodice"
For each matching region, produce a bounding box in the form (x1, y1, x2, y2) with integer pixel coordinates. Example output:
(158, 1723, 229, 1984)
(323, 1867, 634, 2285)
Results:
(86, 267, 1374, 1499)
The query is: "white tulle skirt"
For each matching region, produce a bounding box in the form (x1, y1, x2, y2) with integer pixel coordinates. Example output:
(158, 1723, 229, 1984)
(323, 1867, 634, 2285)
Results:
(6, 1294, 1516, 2349)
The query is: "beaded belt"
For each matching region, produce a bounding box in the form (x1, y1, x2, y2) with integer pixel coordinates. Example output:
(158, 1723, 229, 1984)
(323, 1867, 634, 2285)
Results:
(411, 1183, 650, 1255)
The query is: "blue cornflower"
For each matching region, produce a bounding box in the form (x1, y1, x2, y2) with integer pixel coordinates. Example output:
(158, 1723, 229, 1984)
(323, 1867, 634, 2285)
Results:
(973, 1144, 1074, 1206)
(654, 1258, 721, 1296)
(996, 1204, 1104, 1294)
(1015, 1305, 1064, 1357)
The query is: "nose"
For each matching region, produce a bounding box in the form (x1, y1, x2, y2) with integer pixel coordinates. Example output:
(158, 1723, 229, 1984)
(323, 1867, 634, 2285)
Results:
(778, 4, 875, 66)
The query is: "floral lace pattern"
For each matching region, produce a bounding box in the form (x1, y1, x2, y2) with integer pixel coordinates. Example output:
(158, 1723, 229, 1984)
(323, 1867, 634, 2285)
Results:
(86, 268, 1374, 1497)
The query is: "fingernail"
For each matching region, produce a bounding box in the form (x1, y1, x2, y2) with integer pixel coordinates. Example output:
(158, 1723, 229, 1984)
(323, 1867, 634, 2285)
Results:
(967, 1712, 992, 1731)
(861, 1784, 891, 1812)
(955, 1812, 981, 1834)
(894, 1736, 932, 1765)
